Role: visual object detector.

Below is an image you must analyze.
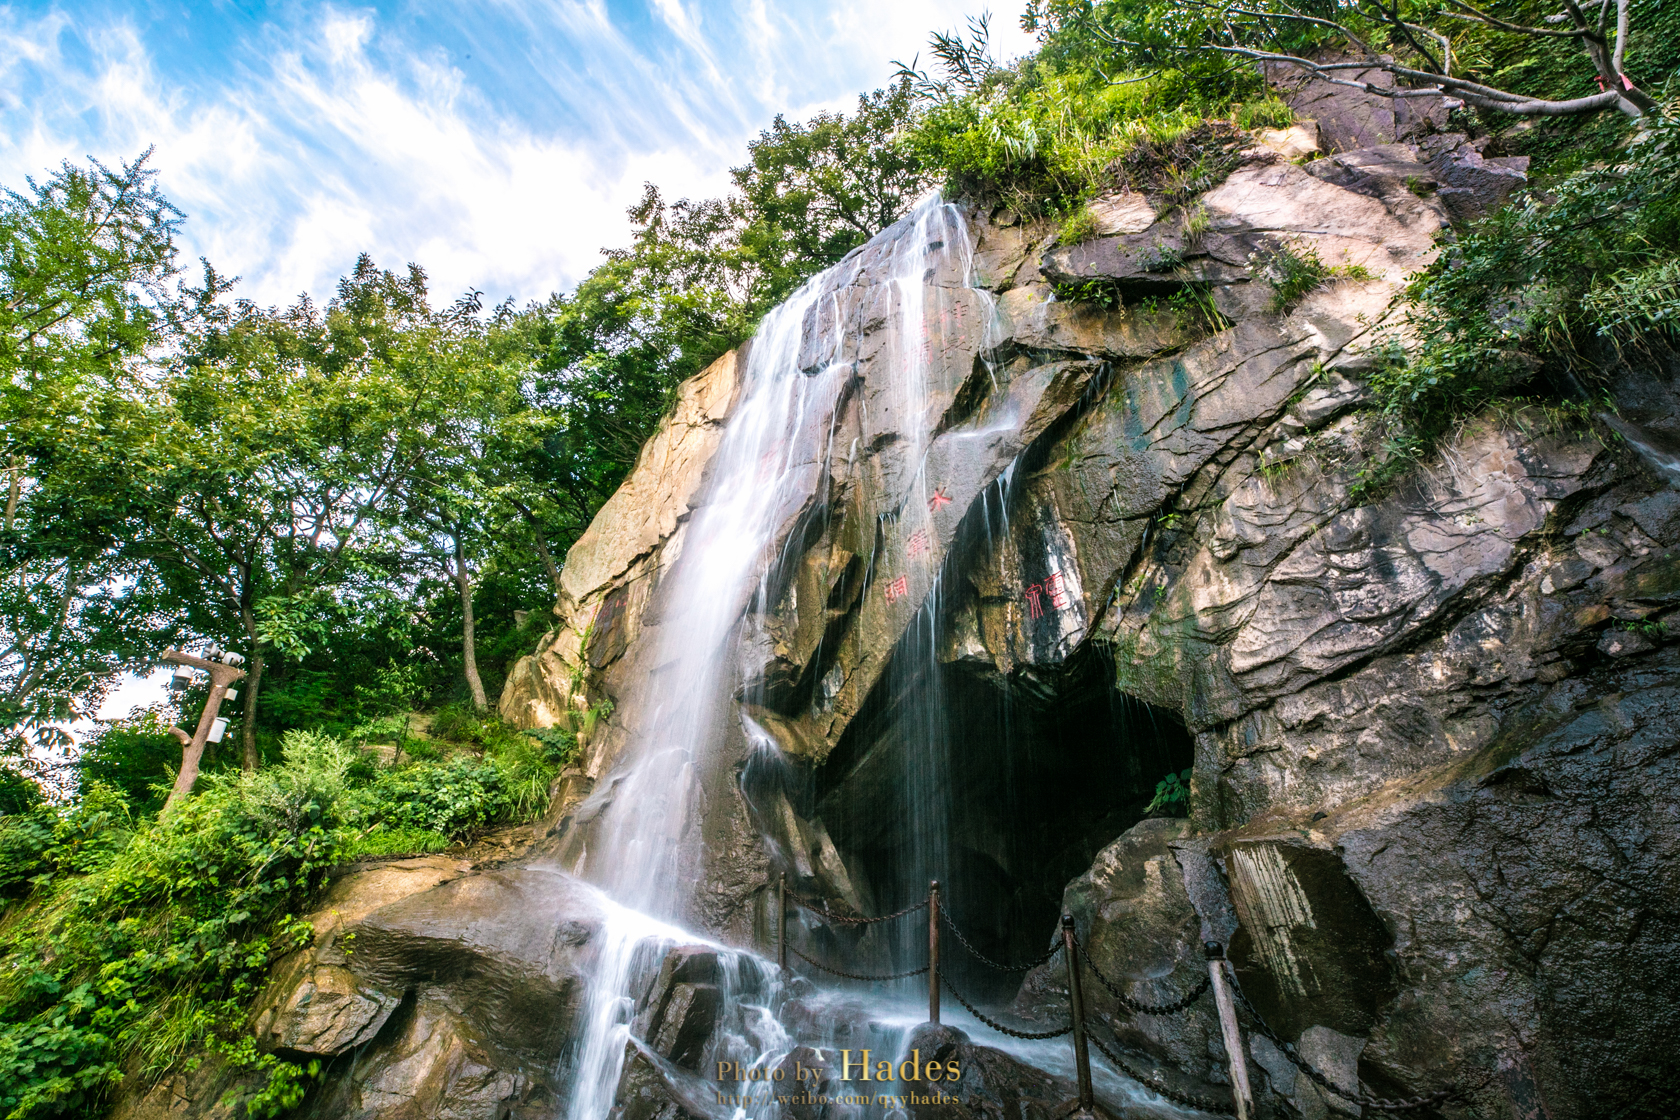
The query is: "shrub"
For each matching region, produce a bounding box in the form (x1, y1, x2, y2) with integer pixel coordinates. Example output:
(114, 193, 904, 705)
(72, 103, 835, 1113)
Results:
(1145, 768, 1192, 816)
(0, 717, 571, 1118)
(0, 768, 42, 817)
(373, 757, 511, 840)
(1381, 109, 1680, 436)
(76, 714, 182, 813)
(428, 704, 487, 745)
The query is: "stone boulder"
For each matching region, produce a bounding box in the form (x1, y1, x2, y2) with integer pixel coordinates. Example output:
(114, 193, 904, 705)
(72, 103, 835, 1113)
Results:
(113, 859, 604, 1120)
(899, 1024, 1075, 1120)
(1013, 820, 1228, 1106)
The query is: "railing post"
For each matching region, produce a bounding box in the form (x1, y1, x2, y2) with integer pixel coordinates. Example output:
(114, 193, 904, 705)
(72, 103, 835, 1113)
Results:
(1061, 915, 1095, 1115)
(1204, 941, 1253, 1120)
(928, 880, 941, 1024)
(778, 874, 788, 972)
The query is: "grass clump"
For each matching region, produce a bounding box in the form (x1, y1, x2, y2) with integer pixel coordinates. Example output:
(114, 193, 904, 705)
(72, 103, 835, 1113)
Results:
(1235, 98, 1295, 130)
(1110, 118, 1252, 206)
(1057, 205, 1102, 245)
(1262, 241, 1375, 312)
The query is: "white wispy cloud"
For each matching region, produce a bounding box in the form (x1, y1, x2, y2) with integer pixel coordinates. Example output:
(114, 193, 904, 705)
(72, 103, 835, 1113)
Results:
(0, 0, 1035, 308)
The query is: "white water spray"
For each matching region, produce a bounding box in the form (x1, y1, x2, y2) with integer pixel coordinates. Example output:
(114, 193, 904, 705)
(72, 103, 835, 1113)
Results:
(558, 198, 984, 1120)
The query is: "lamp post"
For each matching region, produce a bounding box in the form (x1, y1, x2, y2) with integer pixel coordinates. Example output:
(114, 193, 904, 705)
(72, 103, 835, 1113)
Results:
(160, 647, 246, 810)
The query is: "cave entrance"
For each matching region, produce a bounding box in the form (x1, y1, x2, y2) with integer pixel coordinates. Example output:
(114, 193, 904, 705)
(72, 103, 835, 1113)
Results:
(806, 641, 1194, 998)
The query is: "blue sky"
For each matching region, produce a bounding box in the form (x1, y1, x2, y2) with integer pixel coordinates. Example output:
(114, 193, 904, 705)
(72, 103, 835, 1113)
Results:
(1, 1, 1033, 310)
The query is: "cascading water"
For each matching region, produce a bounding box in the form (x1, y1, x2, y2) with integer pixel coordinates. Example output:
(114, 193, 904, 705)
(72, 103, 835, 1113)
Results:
(555, 196, 989, 1120)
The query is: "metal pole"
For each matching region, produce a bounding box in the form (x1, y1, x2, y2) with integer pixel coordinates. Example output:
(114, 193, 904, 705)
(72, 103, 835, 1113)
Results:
(1204, 942, 1252, 1120)
(778, 874, 788, 972)
(928, 880, 941, 1024)
(1061, 915, 1095, 1114)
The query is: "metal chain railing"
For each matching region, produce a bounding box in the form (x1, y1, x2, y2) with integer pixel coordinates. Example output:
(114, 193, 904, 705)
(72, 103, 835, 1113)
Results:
(942, 911, 1062, 972)
(785, 941, 930, 982)
(1074, 935, 1211, 1015)
(1226, 977, 1459, 1112)
(773, 874, 1481, 1119)
(1085, 1028, 1237, 1116)
(786, 887, 929, 926)
(939, 973, 1074, 1040)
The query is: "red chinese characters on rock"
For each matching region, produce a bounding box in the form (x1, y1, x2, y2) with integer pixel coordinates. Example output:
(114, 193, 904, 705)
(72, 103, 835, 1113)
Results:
(884, 574, 909, 603)
(907, 529, 930, 558)
(928, 487, 952, 512)
(919, 299, 972, 367)
(1024, 570, 1071, 620)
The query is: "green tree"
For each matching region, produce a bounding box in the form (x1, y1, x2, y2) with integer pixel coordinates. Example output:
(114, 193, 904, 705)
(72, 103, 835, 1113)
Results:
(127, 258, 477, 768)
(732, 80, 932, 306)
(393, 294, 550, 711)
(1021, 0, 1661, 119)
(0, 152, 188, 759)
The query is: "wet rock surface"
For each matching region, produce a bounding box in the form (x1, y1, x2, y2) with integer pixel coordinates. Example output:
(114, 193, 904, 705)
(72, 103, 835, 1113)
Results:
(489, 85, 1680, 1114)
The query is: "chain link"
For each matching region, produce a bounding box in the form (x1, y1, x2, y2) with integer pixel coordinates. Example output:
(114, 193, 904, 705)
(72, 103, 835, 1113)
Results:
(1085, 1025, 1236, 1116)
(785, 941, 930, 982)
(787, 889, 930, 926)
(780, 885, 1469, 1114)
(939, 974, 1073, 1040)
(1074, 935, 1210, 1015)
(1227, 978, 1456, 1112)
(942, 913, 1062, 972)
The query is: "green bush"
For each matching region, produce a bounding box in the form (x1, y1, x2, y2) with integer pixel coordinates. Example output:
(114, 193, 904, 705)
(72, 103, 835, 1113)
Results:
(0, 783, 132, 900)
(1379, 109, 1680, 438)
(427, 703, 487, 744)
(78, 713, 187, 813)
(0, 768, 43, 817)
(0, 718, 569, 1118)
(373, 756, 510, 839)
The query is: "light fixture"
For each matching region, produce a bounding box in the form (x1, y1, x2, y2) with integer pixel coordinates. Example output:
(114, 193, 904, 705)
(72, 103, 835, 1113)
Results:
(207, 718, 229, 744)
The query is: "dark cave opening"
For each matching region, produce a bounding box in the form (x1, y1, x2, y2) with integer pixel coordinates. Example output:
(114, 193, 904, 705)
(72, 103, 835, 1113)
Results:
(801, 641, 1195, 998)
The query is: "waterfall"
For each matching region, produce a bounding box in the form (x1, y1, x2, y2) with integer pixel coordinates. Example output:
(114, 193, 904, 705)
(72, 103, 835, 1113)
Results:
(557, 196, 986, 1120)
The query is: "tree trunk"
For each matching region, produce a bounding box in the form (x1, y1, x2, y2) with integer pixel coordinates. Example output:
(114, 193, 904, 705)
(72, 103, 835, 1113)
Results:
(162, 652, 245, 809)
(4, 457, 19, 530)
(530, 524, 563, 608)
(455, 532, 488, 710)
(511, 499, 563, 608)
(241, 647, 265, 770)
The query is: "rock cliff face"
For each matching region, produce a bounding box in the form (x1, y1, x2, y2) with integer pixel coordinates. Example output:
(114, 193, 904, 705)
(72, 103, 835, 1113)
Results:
(494, 103, 1677, 1117)
(112, 91, 1678, 1120)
